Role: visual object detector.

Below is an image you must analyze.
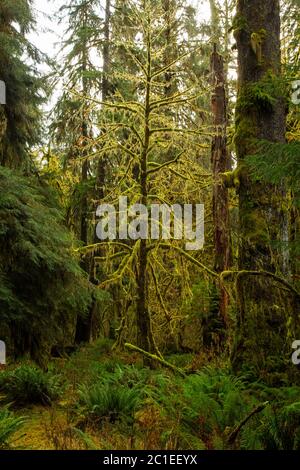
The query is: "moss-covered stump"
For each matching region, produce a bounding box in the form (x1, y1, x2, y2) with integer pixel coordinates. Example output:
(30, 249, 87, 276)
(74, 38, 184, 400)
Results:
(231, 273, 300, 384)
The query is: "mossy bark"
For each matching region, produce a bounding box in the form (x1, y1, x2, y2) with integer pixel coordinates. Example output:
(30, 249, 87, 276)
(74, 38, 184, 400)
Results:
(235, 0, 286, 271)
(233, 0, 298, 378)
(211, 46, 231, 317)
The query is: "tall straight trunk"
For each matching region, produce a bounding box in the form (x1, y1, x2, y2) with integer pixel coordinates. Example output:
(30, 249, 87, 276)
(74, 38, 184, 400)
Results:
(209, 0, 220, 43)
(223, 0, 233, 172)
(78, 0, 112, 344)
(91, 0, 111, 275)
(232, 0, 296, 377)
(136, 29, 151, 354)
(162, 0, 175, 98)
(75, 9, 91, 343)
(80, 6, 89, 248)
(134, 16, 161, 361)
(211, 45, 231, 320)
(80, 121, 89, 247)
(89, 0, 112, 317)
(235, 0, 285, 271)
(94, 0, 111, 208)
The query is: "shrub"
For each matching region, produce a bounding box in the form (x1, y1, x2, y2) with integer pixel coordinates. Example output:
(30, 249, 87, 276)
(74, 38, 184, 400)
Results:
(0, 406, 25, 449)
(153, 367, 252, 449)
(241, 385, 300, 450)
(78, 381, 143, 424)
(0, 365, 63, 406)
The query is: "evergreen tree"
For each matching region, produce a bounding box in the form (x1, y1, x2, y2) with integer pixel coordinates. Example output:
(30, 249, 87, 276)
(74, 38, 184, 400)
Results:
(51, 0, 103, 243)
(0, 0, 46, 168)
(0, 166, 93, 367)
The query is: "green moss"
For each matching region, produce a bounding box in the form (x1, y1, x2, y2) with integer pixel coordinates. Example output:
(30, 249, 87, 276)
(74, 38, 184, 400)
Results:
(222, 168, 241, 190)
(231, 14, 248, 40)
(250, 29, 267, 65)
(234, 72, 288, 161)
(237, 72, 286, 114)
(242, 210, 269, 245)
(234, 114, 257, 159)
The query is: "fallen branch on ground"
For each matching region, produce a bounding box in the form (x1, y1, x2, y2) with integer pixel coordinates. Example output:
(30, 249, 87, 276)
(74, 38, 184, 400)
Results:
(227, 401, 269, 446)
(124, 343, 186, 377)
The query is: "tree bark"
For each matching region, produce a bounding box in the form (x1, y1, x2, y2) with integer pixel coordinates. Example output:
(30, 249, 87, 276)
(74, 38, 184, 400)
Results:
(136, 28, 151, 355)
(75, 6, 93, 343)
(94, 0, 111, 209)
(232, 0, 298, 378)
(235, 0, 286, 271)
(211, 45, 231, 324)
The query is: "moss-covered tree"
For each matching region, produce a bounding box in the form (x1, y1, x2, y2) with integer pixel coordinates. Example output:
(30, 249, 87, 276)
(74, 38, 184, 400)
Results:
(231, 0, 300, 378)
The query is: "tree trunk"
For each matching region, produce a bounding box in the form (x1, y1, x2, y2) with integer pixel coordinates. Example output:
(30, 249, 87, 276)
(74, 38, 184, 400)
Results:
(75, 8, 92, 344)
(232, 0, 298, 379)
(77, 0, 112, 344)
(136, 34, 151, 354)
(208, 1, 232, 349)
(235, 0, 285, 271)
(94, 0, 111, 209)
(211, 45, 231, 323)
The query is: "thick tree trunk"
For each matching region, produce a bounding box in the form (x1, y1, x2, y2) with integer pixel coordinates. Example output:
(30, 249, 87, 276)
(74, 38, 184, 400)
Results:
(232, 0, 299, 379)
(135, 25, 157, 361)
(77, 1, 113, 345)
(75, 90, 91, 344)
(235, 0, 285, 271)
(80, 123, 89, 247)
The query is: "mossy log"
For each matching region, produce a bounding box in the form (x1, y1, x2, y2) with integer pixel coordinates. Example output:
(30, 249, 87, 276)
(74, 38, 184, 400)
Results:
(124, 343, 186, 377)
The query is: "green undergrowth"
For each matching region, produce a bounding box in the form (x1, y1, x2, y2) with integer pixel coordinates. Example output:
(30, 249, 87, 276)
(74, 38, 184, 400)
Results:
(0, 406, 26, 449)
(0, 364, 63, 406)
(1, 339, 300, 450)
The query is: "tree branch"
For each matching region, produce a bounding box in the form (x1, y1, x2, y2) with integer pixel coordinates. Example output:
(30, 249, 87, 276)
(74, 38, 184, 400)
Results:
(124, 343, 186, 377)
(227, 401, 269, 446)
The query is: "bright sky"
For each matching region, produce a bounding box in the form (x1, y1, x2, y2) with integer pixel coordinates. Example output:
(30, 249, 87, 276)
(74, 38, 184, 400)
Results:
(30, 0, 212, 57)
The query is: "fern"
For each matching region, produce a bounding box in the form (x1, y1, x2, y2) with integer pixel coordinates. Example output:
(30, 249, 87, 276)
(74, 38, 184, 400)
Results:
(0, 406, 25, 449)
(241, 384, 300, 450)
(0, 364, 63, 406)
(78, 381, 144, 424)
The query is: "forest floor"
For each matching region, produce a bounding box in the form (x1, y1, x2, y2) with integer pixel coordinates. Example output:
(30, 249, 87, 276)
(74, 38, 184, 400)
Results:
(14, 340, 145, 450)
(2, 339, 300, 450)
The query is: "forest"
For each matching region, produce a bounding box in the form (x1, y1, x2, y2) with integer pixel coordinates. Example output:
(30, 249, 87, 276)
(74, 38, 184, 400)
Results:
(0, 0, 300, 454)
